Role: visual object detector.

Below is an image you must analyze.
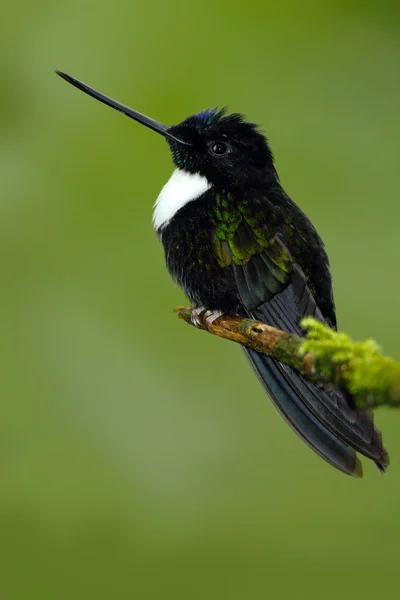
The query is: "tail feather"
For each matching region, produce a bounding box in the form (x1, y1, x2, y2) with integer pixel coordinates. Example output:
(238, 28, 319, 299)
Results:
(244, 347, 363, 477)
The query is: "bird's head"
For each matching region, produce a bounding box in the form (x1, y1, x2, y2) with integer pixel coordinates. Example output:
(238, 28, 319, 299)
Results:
(56, 72, 276, 189)
(166, 108, 275, 187)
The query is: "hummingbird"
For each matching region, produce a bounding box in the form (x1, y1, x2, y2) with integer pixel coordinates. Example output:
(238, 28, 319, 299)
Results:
(56, 71, 389, 477)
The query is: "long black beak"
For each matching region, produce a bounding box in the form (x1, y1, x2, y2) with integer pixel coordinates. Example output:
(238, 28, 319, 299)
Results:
(55, 71, 191, 146)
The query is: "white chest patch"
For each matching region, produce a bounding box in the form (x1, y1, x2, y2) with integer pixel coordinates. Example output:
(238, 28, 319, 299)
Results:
(152, 169, 211, 231)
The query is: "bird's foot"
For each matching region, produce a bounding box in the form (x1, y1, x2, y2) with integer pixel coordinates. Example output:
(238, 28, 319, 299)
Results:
(203, 309, 224, 326)
(190, 307, 224, 328)
(190, 307, 206, 327)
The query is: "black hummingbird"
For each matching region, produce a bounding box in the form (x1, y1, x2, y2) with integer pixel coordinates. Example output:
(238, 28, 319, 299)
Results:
(56, 71, 389, 477)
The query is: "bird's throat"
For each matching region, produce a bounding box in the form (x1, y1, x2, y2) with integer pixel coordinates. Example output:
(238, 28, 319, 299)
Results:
(153, 169, 211, 231)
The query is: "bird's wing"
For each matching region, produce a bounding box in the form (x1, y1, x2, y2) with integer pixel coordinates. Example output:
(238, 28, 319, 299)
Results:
(212, 206, 388, 474)
(213, 221, 293, 306)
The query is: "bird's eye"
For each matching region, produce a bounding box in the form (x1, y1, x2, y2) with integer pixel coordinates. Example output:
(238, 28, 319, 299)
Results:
(209, 142, 229, 155)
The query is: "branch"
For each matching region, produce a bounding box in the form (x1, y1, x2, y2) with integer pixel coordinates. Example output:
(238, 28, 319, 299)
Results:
(175, 306, 400, 410)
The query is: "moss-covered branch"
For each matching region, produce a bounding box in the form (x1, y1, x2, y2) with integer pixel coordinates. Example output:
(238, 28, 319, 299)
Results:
(175, 306, 400, 410)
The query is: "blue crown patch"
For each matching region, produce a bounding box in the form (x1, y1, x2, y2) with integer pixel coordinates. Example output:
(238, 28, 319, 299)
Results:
(195, 107, 219, 127)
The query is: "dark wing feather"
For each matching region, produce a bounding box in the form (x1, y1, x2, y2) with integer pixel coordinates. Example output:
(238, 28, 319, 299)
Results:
(230, 226, 293, 309)
(245, 263, 388, 471)
(218, 213, 388, 475)
(250, 267, 385, 453)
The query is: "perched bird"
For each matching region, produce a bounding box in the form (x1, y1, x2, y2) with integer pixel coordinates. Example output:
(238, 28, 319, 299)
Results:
(56, 71, 389, 476)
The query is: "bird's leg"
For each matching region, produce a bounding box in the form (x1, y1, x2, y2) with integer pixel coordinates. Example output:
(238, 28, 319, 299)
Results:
(190, 307, 224, 328)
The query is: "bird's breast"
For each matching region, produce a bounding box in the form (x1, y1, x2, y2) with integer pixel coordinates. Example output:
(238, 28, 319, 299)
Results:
(158, 202, 240, 310)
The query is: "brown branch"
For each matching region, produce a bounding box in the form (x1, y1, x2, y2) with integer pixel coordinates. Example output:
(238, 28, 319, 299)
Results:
(175, 306, 400, 410)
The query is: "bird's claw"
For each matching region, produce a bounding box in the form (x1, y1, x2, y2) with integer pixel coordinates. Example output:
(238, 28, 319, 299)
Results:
(190, 307, 224, 328)
(190, 307, 206, 327)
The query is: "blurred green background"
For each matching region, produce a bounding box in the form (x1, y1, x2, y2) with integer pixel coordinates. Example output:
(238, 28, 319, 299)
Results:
(1, 0, 400, 598)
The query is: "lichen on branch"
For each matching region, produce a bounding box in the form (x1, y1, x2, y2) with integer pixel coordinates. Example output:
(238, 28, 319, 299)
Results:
(175, 306, 400, 410)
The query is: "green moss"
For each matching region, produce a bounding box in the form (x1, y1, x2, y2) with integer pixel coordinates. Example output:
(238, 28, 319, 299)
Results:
(300, 317, 400, 408)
